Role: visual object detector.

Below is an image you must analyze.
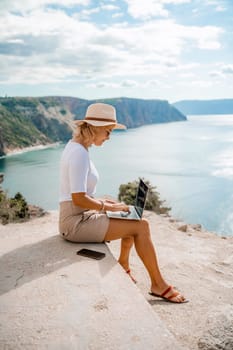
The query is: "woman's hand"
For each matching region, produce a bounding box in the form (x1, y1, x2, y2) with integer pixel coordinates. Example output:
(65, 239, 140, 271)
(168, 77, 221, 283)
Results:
(72, 193, 129, 213)
(104, 202, 130, 213)
(105, 199, 117, 204)
(98, 197, 117, 205)
(97, 197, 130, 212)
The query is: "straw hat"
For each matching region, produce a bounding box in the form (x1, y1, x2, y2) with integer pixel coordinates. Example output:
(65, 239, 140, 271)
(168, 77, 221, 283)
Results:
(75, 103, 126, 129)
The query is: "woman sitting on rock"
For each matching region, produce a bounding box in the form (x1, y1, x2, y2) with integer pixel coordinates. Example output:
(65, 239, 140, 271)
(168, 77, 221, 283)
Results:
(59, 102, 188, 304)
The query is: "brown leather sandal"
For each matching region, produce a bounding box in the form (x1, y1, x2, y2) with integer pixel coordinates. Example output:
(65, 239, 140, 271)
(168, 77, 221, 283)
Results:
(149, 285, 189, 303)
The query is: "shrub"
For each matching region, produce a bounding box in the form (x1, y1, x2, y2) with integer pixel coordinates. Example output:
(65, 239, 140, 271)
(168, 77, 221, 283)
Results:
(10, 192, 29, 219)
(0, 190, 29, 224)
(60, 109, 67, 115)
(118, 178, 171, 215)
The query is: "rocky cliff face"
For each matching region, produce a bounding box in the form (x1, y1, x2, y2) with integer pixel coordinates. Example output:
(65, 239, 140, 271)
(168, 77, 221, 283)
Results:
(0, 96, 186, 156)
(173, 99, 233, 115)
(97, 98, 186, 128)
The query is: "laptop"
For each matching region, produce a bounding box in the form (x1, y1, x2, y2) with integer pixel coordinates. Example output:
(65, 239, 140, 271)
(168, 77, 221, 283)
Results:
(106, 178, 148, 220)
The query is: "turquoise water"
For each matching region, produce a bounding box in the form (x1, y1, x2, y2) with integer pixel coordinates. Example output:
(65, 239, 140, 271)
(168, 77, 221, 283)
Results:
(1, 115, 233, 236)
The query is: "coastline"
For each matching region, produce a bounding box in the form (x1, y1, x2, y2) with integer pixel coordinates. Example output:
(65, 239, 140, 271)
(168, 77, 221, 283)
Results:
(0, 142, 61, 158)
(1, 118, 233, 238)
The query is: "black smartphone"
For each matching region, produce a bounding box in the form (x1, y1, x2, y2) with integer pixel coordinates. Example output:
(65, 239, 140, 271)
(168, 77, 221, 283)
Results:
(76, 248, 106, 260)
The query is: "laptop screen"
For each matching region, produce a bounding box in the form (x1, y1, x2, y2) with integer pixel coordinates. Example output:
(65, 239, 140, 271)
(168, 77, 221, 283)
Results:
(135, 179, 148, 217)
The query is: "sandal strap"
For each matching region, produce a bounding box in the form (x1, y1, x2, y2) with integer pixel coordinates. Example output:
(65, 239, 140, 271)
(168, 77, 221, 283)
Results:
(161, 285, 173, 298)
(167, 291, 180, 300)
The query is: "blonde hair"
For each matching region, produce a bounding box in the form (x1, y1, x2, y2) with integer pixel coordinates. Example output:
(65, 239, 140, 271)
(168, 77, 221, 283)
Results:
(72, 122, 98, 145)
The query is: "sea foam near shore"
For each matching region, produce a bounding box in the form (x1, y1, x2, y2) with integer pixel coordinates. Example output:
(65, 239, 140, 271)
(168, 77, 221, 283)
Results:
(1, 142, 61, 158)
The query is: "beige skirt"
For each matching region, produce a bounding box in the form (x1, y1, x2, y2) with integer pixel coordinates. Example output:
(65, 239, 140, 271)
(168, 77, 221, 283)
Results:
(59, 201, 110, 243)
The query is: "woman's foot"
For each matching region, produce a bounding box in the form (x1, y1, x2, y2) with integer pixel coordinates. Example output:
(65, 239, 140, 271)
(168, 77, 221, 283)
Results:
(150, 285, 188, 303)
(126, 269, 137, 284)
(118, 259, 137, 284)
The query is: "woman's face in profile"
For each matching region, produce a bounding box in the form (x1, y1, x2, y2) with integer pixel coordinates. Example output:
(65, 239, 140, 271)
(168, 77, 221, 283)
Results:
(93, 126, 114, 146)
(93, 126, 113, 146)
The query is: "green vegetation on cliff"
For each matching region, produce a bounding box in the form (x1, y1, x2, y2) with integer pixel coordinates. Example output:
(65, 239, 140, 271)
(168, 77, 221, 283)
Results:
(0, 103, 48, 153)
(0, 96, 186, 156)
(0, 191, 29, 224)
(0, 97, 73, 156)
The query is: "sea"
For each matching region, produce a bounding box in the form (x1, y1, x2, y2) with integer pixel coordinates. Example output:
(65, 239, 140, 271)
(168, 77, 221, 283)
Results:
(1, 115, 233, 237)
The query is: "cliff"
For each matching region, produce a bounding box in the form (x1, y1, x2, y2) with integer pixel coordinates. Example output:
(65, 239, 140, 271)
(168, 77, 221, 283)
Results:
(0, 96, 186, 156)
(173, 98, 233, 115)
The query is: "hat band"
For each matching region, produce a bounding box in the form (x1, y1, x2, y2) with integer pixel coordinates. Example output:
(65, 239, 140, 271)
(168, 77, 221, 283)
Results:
(85, 117, 116, 123)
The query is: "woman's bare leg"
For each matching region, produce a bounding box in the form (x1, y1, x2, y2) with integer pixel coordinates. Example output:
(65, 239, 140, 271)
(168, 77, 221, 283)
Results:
(118, 237, 134, 270)
(118, 237, 137, 283)
(104, 218, 186, 302)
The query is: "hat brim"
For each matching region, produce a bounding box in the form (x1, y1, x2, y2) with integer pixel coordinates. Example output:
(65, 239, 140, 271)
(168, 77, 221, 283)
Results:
(74, 119, 126, 130)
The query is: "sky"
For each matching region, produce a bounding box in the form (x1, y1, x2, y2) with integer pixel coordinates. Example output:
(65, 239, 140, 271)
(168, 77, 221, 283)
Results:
(0, 0, 232, 103)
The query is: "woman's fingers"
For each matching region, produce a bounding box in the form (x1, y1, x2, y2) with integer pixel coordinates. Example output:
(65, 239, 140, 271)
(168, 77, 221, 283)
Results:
(112, 203, 130, 212)
(106, 199, 117, 204)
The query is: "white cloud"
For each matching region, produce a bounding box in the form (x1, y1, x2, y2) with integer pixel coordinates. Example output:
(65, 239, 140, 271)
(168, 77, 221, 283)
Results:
(101, 4, 119, 11)
(189, 80, 213, 87)
(221, 64, 233, 75)
(146, 79, 159, 86)
(121, 79, 138, 87)
(210, 64, 233, 79)
(215, 5, 226, 12)
(88, 81, 119, 88)
(182, 25, 223, 49)
(112, 12, 124, 18)
(204, 0, 227, 13)
(0, 56, 79, 84)
(78, 7, 100, 19)
(179, 72, 196, 78)
(205, 0, 219, 5)
(0, 5, 224, 86)
(124, 0, 191, 19)
(209, 71, 223, 78)
(88, 79, 161, 90)
(125, 0, 168, 19)
(79, 4, 120, 20)
(0, 0, 90, 13)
